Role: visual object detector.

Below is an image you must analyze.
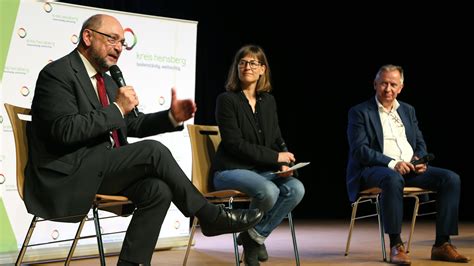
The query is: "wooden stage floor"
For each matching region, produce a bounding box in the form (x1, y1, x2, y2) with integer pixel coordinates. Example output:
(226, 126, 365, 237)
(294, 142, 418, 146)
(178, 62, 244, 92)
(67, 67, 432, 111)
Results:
(32, 219, 474, 265)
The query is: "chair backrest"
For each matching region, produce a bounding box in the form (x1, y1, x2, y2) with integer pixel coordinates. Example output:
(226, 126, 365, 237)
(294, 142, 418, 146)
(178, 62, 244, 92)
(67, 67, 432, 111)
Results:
(4, 103, 31, 200)
(187, 124, 221, 195)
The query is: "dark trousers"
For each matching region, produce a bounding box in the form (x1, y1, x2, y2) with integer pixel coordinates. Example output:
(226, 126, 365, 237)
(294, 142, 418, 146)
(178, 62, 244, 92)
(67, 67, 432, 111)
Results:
(361, 166, 460, 237)
(96, 140, 207, 264)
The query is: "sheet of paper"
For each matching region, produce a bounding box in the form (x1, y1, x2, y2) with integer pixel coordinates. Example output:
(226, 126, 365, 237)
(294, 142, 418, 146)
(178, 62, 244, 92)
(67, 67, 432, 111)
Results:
(274, 162, 310, 174)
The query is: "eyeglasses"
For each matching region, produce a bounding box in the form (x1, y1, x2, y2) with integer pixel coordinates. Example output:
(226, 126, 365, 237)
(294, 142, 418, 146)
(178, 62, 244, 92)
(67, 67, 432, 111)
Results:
(238, 60, 261, 69)
(389, 112, 404, 128)
(88, 29, 127, 48)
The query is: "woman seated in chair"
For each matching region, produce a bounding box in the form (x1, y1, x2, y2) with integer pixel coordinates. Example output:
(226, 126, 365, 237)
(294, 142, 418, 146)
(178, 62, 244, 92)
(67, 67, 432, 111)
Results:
(211, 44, 305, 266)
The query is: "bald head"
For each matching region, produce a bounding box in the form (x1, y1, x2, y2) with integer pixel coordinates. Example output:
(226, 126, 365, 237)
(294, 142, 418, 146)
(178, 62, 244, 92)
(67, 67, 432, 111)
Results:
(79, 14, 102, 47)
(77, 14, 124, 72)
(79, 14, 123, 47)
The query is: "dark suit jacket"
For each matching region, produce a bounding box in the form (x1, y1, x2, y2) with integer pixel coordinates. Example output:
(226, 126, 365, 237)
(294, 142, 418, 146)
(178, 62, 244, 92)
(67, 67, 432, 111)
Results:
(346, 97, 427, 202)
(25, 50, 181, 221)
(211, 91, 284, 184)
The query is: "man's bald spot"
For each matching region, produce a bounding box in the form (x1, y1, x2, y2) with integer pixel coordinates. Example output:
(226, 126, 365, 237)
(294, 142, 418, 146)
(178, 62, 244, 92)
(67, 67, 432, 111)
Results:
(79, 14, 122, 46)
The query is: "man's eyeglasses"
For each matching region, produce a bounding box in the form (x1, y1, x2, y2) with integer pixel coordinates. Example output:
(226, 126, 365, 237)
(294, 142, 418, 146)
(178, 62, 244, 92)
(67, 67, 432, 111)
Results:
(389, 112, 404, 128)
(238, 60, 261, 69)
(88, 29, 127, 48)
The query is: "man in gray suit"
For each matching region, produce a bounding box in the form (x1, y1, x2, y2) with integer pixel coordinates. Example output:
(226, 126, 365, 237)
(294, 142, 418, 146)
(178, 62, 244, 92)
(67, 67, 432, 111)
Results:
(25, 14, 262, 266)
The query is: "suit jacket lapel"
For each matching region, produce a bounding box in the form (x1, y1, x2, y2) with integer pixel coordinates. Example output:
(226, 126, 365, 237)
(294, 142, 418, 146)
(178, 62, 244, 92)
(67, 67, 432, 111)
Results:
(368, 99, 384, 150)
(69, 51, 127, 144)
(69, 50, 102, 109)
(397, 105, 413, 143)
(104, 77, 117, 102)
(102, 73, 127, 143)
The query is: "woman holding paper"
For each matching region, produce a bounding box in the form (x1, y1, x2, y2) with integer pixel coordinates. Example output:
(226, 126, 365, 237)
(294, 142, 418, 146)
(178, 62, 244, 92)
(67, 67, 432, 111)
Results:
(211, 44, 305, 266)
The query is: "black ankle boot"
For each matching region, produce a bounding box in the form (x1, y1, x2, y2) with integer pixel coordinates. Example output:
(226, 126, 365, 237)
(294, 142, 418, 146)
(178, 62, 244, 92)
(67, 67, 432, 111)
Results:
(237, 232, 268, 262)
(117, 258, 150, 266)
(117, 259, 138, 266)
(237, 231, 262, 266)
(257, 242, 268, 261)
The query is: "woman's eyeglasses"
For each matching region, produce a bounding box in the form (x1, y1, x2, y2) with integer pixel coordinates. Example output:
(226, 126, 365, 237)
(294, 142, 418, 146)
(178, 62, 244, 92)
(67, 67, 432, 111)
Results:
(238, 60, 261, 69)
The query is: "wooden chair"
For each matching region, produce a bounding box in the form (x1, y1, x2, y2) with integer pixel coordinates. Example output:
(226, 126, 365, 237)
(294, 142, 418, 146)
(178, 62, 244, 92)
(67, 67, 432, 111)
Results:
(183, 124, 300, 266)
(344, 186, 436, 261)
(4, 103, 134, 266)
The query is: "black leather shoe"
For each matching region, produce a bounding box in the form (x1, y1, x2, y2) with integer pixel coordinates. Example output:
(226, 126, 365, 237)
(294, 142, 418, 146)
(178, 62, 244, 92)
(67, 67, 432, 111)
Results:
(117, 259, 137, 266)
(237, 231, 262, 266)
(200, 206, 263, 237)
(237, 232, 268, 262)
(117, 258, 150, 266)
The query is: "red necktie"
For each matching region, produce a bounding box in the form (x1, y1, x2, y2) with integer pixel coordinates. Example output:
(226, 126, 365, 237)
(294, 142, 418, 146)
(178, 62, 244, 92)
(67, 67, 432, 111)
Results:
(95, 73, 121, 148)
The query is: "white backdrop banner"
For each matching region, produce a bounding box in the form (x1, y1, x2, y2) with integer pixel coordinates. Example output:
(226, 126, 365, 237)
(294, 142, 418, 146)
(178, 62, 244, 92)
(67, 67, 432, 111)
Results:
(0, 0, 196, 263)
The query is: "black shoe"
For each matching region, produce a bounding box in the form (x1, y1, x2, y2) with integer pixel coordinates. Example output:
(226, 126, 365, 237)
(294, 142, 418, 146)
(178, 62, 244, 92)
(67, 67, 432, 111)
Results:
(236, 231, 262, 266)
(200, 206, 263, 237)
(117, 259, 150, 266)
(237, 232, 268, 262)
(117, 259, 136, 266)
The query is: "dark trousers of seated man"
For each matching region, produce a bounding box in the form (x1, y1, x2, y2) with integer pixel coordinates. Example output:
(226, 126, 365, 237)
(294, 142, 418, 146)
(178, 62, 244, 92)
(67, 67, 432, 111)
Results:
(97, 139, 208, 263)
(361, 166, 460, 239)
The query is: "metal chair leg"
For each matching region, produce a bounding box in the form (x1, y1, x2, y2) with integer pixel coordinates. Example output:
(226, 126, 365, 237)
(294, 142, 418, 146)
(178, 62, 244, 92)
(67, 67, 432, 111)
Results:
(183, 218, 199, 266)
(406, 194, 420, 253)
(287, 212, 300, 266)
(238, 212, 300, 266)
(93, 206, 106, 266)
(228, 198, 240, 266)
(375, 195, 386, 261)
(232, 231, 240, 265)
(183, 197, 240, 265)
(346, 195, 386, 261)
(403, 190, 437, 254)
(344, 198, 360, 256)
(15, 216, 39, 266)
(65, 215, 88, 265)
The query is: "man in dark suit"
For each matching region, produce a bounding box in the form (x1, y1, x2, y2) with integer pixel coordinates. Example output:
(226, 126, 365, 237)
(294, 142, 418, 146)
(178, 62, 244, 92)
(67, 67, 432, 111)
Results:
(346, 64, 470, 264)
(25, 14, 262, 266)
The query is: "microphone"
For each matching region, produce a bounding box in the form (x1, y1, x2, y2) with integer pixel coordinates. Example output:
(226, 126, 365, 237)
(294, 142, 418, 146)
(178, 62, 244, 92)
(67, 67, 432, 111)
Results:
(109, 65, 139, 117)
(277, 137, 298, 177)
(410, 153, 435, 165)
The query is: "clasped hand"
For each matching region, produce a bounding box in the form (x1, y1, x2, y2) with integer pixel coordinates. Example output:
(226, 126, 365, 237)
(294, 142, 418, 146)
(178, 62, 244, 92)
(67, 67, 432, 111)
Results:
(395, 159, 427, 175)
(278, 151, 295, 165)
(277, 151, 295, 177)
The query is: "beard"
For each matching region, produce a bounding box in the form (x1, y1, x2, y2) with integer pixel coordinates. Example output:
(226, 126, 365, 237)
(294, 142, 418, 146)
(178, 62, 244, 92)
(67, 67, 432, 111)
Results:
(90, 48, 112, 72)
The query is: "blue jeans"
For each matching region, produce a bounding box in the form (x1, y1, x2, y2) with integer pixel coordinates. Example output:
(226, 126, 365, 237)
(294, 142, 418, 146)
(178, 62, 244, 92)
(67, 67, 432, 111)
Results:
(213, 169, 305, 240)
